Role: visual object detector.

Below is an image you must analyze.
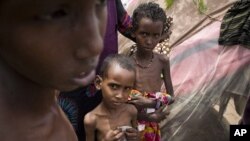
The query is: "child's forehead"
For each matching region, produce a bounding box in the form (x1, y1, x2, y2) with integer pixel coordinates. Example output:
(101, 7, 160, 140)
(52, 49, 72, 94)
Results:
(0, 0, 96, 21)
(139, 17, 163, 24)
(108, 63, 122, 72)
(107, 64, 133, 75)
(137, 17, 164, 29)
(0, 0, 59, 6)
(105, 64, 135, 81)
(0, 0, 93, 10)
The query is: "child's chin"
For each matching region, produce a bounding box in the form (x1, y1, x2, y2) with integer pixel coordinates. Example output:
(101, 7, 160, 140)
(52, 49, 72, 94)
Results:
(56, 85, 80, 92)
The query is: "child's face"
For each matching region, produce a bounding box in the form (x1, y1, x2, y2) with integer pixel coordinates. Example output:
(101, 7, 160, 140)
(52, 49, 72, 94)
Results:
(97, 65, 135, 108)
(133, 17, 163, 52)
(0, 0, 107, 91)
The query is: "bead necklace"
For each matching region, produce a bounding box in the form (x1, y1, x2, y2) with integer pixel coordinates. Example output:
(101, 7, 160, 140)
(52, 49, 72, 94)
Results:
(133, 53, 154, 69)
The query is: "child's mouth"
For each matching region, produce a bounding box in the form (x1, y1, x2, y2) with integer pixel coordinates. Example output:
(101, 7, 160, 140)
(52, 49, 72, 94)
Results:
(72, 70, 96, 86)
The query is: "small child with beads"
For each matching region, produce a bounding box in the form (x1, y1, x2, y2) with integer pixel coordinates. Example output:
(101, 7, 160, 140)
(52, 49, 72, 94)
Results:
(126, 2, 174, 141)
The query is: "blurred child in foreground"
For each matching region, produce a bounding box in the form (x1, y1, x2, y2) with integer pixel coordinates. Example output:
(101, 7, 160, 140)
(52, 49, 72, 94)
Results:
(0, 0, 107, 140)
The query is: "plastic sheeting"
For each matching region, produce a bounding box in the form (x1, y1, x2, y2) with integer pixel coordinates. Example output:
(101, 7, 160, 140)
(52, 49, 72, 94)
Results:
(161, 21, 249, 141)
(119, 0, 250, 140)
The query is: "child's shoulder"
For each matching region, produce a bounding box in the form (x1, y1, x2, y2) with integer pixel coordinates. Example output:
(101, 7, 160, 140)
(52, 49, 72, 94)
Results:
(153, 52, 170, 63)
(125, 103, 138, 115)
(84, 104, 102, 124)
(84, 111, 98, 127)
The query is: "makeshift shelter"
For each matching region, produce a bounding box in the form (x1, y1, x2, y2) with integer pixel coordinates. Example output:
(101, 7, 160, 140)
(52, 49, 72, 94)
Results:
(119, 0, 250, 140)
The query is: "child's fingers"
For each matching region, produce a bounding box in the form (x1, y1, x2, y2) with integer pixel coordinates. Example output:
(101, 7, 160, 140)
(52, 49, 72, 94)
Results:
(114, 130, 123, 141)
(155, 105, 170, 121)
(157, 105, 167, 111)
(127, 97, 141, 104)
(125, 127, 137, 134)
(104, 129, 124, 141)
(125, 128, 139, 141)
(127, 99, 137, 105)
(161, 105, 170, 115)
(129, 96, 140, 101)
(168, 97, 175, 105)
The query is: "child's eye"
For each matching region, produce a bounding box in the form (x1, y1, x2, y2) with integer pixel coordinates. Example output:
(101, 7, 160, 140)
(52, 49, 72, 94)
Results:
(35, 8, 68, 21)
(95, 0, 107, 6)
(110, 84, 118, 90)
(50, 9, 67, 19)
(154, 34, 160, 38)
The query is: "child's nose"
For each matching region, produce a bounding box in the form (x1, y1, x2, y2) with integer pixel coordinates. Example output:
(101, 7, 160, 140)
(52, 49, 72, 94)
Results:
(75, 37, 103, 60)
(116, 91, 123, 99)
(116, 90, 127, 99)
(74, 17, 104, 60)
(116, 90, 129, 101)
(146, 37, 153, 45)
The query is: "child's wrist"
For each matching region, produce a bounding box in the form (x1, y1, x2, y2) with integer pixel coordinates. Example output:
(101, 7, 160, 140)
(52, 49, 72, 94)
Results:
(149, 99, 157, 108)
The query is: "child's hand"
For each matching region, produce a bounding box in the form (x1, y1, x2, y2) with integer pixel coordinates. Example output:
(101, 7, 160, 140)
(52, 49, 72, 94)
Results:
(147, 105, 170, 123)
(125, 127, 139, 141)
(128, 95, 153, 109)
(169, 96, 175, 105)
(103, 129, 124, 141)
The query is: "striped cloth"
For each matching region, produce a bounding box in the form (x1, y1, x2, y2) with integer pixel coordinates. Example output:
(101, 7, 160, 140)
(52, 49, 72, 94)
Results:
(218, 0, 250, 49)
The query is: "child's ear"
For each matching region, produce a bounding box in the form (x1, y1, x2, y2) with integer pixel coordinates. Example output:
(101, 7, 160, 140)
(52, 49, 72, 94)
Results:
(94, 75, 102, 90)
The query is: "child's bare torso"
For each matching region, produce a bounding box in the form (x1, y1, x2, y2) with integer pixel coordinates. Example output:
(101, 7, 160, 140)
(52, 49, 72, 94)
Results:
(134, 53, 167, 93)
(92, 103, 136, 141)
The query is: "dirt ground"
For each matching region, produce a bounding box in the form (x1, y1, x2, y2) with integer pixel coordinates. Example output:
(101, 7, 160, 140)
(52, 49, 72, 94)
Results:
(214, 98, 241, 124)
(160, 98, 241, 141)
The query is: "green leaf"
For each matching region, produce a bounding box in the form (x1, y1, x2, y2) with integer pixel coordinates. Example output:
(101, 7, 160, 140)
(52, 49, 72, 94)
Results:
(198, 0, 207, 13)
(193, 0, 207, 14)
(165, 0, 174, 9)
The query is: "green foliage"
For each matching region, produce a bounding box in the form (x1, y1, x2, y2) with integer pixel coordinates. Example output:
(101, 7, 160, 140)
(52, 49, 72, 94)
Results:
(193, 0, 207, 13)
(164, 0, 207, 14)
(165, 0, 174, 9)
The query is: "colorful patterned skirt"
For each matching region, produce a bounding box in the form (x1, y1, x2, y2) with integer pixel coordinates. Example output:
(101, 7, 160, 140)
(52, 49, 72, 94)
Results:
(130, 90, 172, 141)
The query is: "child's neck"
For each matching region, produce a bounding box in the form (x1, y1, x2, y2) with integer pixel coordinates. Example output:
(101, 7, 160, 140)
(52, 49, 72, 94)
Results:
(134, 45, 153, 59)
(0, 59, 57, 116)
(100, 101, 121, 115)
(0, 60, 70, 141)
(134, 49, 154, 69)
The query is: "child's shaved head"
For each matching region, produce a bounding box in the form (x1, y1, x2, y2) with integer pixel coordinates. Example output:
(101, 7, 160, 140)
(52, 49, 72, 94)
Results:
(100, 54, 136, 79)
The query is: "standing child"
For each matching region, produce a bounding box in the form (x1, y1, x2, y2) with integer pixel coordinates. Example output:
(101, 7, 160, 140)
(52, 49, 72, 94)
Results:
(84, 54, 139, 141)
(127, 2, 174, 141)
(0, 0, 107, 141)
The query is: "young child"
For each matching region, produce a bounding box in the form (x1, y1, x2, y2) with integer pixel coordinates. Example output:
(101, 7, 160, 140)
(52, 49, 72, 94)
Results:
(84, 54, 138, 141)
(127, 2, 174, 141)
(0, 0, 107, 141)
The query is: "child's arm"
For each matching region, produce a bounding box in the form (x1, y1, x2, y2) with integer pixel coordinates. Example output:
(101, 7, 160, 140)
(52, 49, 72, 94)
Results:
(130, 105, 138, 128)
(128, 90, 157, 109)
(116, 0, 135, 42)
(84, 112, 97, 141)
(125, 105, 139, 141)
(128, 95, 157, 109)
(162, 55, 174, 97)
(137, 105, 169, 123)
